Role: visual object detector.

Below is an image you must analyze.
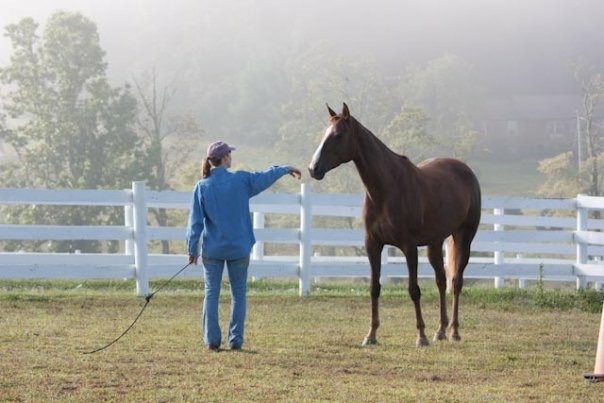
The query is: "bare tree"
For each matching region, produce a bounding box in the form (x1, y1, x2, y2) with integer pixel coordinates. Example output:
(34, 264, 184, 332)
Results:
(574, 60, 604, 196)
(134, 70, 203, 253)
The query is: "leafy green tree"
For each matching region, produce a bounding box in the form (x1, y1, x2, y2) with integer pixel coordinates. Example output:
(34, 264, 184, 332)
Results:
(401, 54, 482, 161)
(0, 12, 140, 188)
(0, 12, 141, 252)
(537, 152, 604, 222)
(276, 41, 399, 194)
(381, 106, 433, 162)
(537, 152, 584, 197)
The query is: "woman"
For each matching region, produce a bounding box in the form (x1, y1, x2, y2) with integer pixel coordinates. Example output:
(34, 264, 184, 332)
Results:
(186, 141, 301, 351)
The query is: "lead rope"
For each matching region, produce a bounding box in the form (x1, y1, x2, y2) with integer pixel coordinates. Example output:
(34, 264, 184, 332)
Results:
(83, 262, 192, 354)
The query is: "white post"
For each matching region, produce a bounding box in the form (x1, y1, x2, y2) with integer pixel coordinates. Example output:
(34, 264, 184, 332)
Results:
(299, 183, 311, 297)
(380, 246, 389, 285)
(494, 208, 505, 289)
(577, 111, 582, 172)
(132, 181, 149, 296)
(252, 212, 265, 261)
(251, 211, 265, 282)
(517, 254, 525, 289)
(576, 196, 588, 290)
(124, 205, 134, 256)
(445, 238, 452, 293)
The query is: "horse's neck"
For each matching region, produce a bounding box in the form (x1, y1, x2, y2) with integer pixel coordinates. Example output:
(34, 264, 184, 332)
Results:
(352, 123, 417, 203)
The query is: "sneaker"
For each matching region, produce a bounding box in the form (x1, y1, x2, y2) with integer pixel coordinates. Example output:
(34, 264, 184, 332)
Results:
(207, 345, 220, 352)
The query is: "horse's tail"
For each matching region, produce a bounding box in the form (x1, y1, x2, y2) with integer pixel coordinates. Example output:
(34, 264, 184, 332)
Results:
(445, 236, 456, 292)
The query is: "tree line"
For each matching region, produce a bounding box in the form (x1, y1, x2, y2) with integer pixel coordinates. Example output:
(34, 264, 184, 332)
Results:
(0, 12, 602, 253)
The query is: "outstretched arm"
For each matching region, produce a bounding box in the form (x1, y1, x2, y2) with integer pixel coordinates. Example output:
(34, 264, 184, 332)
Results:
(247, 165, 302, 196)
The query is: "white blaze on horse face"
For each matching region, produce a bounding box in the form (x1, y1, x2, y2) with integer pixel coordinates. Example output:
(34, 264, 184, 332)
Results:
(311, 125, 333, 167)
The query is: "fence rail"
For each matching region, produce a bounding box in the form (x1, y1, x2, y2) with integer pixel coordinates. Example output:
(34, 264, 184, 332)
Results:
(1, 181, 604, 295)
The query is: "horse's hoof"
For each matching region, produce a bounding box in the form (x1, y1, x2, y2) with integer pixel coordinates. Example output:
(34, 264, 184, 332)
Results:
(416, 336, 430, 347)
(450, 333, 462, 342)
(433, 332, 447, 342)
(362, 337, 377, 346)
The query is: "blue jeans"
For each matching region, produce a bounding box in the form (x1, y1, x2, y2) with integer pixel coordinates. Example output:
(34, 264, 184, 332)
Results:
(202, 255, 249, 349)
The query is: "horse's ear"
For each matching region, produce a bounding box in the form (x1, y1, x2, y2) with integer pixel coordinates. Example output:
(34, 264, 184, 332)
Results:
(326, 103, 337, 117)
(342, 103, 350, 119)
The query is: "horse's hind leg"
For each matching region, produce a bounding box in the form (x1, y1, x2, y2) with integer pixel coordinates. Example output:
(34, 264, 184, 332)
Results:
(362, 241, 383, 346)
(449, 231, 473, 341)
(428, 242, 448, 342)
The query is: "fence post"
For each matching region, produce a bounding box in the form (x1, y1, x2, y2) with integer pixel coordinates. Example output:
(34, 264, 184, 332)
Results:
(124, 205, 134, 256)
(494, 208, 505, 289)
(576, 195, 588, 290)
(251, 212, 265, 282)
(252, 212, 265, 261)
(380, 247, 389, 285)
(299, 183, 311, 297)
(444, 239, 452, 292)
(517, 254, 526, 289)
(132, 181, 149, 296)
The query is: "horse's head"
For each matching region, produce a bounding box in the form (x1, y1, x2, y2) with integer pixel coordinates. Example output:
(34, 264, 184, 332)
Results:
(308, 103, 357, 180)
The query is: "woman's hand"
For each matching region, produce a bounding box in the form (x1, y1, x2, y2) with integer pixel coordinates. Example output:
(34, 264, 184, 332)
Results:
(288, 166, 302, 179)
(188, 255, 199, 265)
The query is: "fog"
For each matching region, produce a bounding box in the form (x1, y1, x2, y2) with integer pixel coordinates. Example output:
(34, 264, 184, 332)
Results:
(3, 0, 603, 94)
(2, 0, 604, 195)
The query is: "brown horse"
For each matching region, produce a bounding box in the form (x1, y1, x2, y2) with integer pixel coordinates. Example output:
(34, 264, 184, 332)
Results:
(308, 103, 481, 347)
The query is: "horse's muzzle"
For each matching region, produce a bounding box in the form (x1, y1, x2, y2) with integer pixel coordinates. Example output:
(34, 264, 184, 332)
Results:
(308, 166, 325, 180)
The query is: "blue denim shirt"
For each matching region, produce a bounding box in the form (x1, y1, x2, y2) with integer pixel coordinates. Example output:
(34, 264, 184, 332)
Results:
(186, 165, 290, 260)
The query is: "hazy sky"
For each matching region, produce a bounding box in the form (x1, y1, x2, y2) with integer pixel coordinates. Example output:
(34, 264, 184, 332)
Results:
(2, 0, 604, 95)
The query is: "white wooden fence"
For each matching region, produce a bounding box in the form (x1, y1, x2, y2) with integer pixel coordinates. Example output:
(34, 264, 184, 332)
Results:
(1, 181, 604, 296)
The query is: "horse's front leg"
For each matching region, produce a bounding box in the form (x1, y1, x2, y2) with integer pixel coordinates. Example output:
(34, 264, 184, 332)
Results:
(362, 240, 383, 346)
(403, 245, 429, 347)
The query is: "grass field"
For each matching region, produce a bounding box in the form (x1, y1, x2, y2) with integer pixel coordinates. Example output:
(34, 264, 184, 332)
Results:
(1, 279, 603, 402)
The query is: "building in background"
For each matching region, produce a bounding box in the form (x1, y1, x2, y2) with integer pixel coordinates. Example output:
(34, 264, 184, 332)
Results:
(479, 94, 604, 159)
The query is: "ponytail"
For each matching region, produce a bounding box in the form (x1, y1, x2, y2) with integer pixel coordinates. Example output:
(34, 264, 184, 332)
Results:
(201, 158, 212, 178)
(201, 157, 222, 178)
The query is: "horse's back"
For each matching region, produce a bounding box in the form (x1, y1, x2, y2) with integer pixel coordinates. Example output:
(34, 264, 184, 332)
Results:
(418, 158, 480, 196)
